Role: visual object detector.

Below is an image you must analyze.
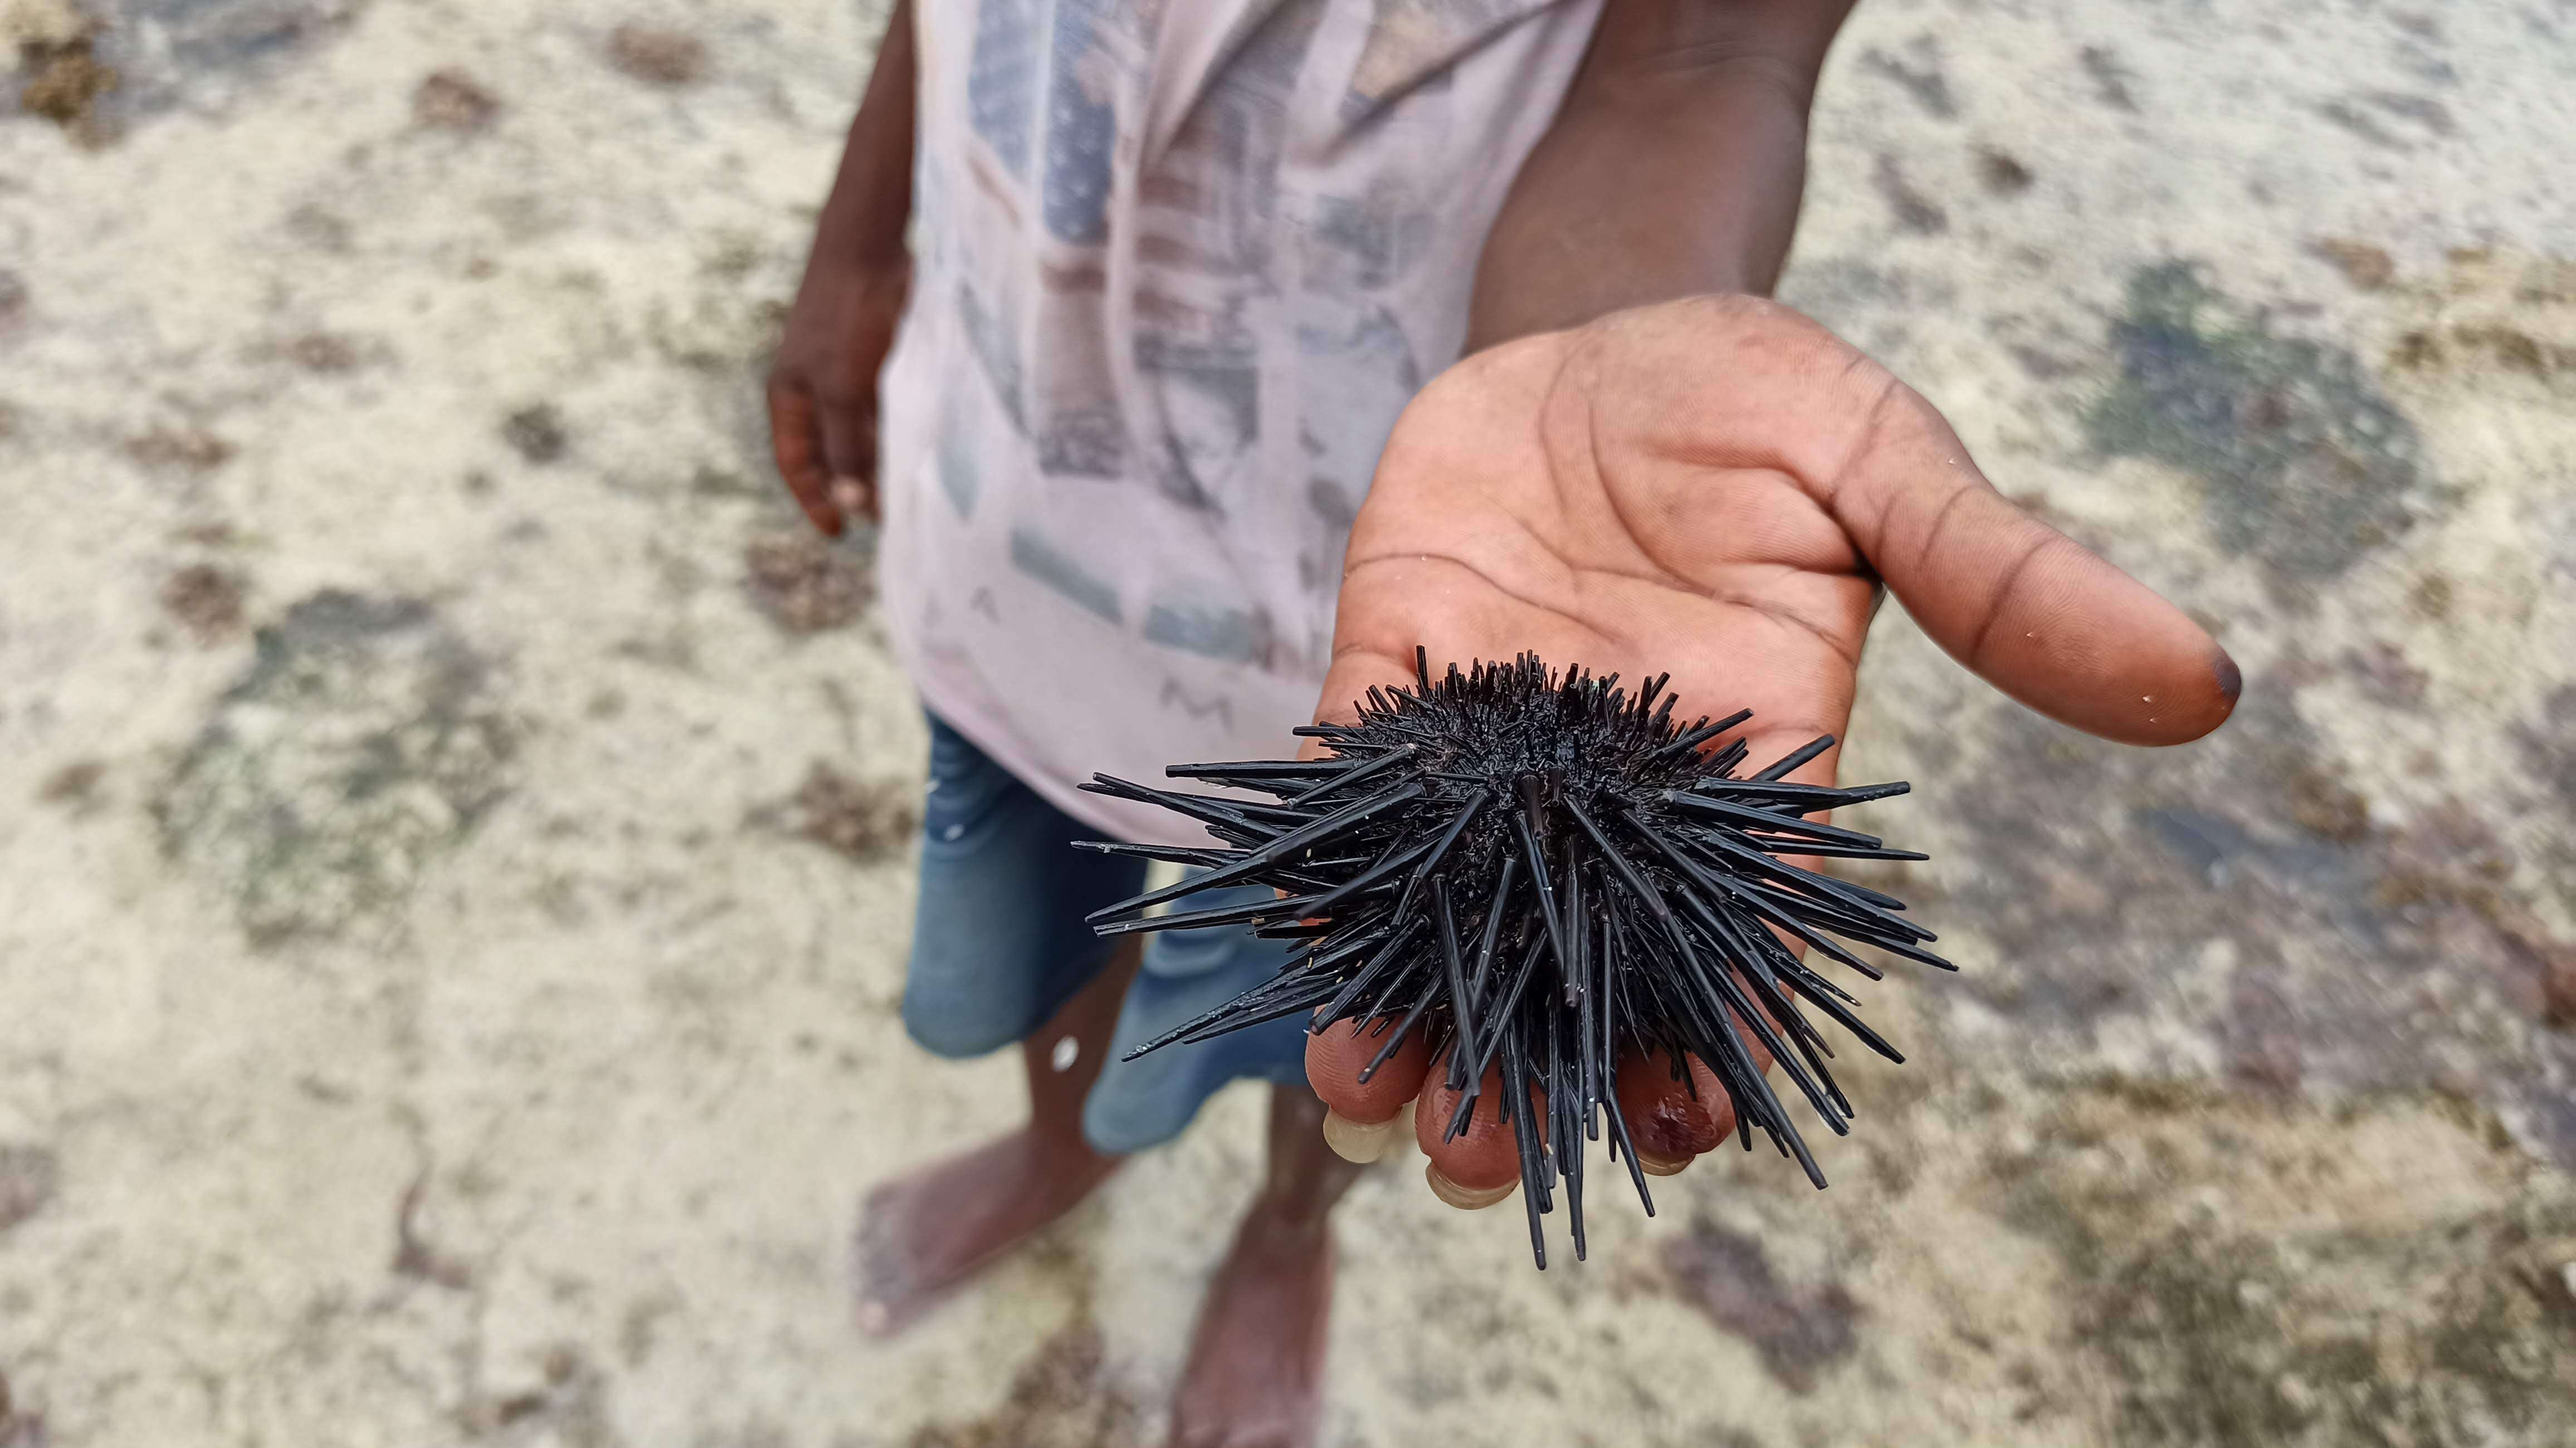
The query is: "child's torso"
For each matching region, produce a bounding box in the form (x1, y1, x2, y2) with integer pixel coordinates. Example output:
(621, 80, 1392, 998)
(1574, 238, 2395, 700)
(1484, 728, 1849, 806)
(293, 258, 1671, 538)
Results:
(877, 0, 1600, 842)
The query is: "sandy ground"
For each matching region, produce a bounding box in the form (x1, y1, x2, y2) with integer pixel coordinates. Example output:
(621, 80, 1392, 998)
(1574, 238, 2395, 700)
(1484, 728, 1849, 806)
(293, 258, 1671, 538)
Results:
(3, 1, 2575, 1444)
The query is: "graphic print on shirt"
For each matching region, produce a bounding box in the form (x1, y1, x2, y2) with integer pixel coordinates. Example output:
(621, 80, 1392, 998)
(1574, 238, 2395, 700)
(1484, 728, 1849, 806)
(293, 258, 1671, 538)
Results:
(882, 0, 1605, 843)
(1143, 583, 1276, 667)
(1346, 0, 1564, 118)
(965, 0, 1043, 178)
(1023, 0, 1151, 478)
(1042, 0, 1154, 244)
(1009, 522, 1125, 625)
(957, 275, 1029, 433)
(936, 384, 983, 518)
(1034, 260, 1126, 479)
(1124, 1, 1325, 518)
(1158, 676, 1237, 732)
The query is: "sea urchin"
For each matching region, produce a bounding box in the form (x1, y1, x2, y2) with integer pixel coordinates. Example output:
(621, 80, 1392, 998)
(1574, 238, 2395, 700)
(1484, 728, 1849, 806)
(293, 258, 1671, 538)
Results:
(1079, 652, 1949, 1266)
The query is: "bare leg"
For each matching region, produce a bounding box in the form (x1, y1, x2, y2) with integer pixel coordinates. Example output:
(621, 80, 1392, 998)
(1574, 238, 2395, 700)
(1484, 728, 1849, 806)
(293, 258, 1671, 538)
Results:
(1165, 1085, 1367, 1448)
(855, 941, 1141, 1336)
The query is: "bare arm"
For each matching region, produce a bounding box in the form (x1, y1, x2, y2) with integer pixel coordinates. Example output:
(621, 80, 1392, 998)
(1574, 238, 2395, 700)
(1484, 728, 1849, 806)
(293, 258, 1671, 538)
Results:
(1466, 0, 1856, 349)
(768, 0, 919, 535)
(804, 0, 918, 273)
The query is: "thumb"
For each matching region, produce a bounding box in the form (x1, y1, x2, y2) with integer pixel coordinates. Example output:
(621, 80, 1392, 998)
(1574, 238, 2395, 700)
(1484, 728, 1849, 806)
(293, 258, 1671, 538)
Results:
(767, 379, 845, 537)
(817, 394, 882, 525)
(1582, 297, 2237, 746)
(1823, 380, 2239, 745)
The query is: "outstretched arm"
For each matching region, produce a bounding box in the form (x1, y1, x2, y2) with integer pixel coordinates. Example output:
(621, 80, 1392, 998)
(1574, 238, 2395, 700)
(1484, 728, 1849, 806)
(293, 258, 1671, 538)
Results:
(1467, 0, 1857, 346)
(1302, 3, 2241, 1197)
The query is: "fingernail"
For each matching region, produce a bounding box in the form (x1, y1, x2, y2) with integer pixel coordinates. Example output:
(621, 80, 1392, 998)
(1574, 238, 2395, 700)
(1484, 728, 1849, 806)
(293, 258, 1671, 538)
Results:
(1637, 1150, 1690, 1177)
(1424, 1163, 1516, 1210)
(1391, 1097, 1417, 1154)
(1321, 1108, 1397, 1163)
(2213, 647, 2243, 706)
(829, 477, 865, 513)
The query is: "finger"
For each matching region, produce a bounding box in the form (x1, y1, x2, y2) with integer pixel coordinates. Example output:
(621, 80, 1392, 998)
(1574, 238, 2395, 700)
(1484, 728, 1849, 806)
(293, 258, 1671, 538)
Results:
(1614, 1049, 1735, 1173)
(1306, 1012, 1433, 1126)
(831, 477, 876, 526)
(1831, 387, 2238, 743)
(1424, 1157, 1515, 1209)
(1292, 648, 1419, 770)
(818, 393, 881, 526)
(1414, 1049, 1526, 1197)
(766, 380, 843, 536)
(1594, 297, 2238, 745)
(1304, 645, 1420, 739)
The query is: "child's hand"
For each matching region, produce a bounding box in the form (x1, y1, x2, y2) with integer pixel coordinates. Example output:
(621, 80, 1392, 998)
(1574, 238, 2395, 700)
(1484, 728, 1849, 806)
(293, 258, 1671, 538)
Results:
(766, 255, 910, 535)
(1299, 295, 2238, 1201)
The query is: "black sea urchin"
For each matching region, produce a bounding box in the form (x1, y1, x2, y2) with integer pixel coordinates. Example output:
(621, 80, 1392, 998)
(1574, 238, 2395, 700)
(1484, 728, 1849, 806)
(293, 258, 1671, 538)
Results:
(1078, 652, 1950, 1267)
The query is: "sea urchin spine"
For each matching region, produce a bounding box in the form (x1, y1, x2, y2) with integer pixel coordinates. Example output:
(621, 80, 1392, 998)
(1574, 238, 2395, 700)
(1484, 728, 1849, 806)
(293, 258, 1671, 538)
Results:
(1079, 652, 1949, 1267)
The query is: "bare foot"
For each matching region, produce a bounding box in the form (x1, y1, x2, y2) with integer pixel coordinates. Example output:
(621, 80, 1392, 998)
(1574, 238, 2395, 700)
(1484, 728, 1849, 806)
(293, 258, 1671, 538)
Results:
(1164, 1198, 1337, 1448)
(855, 1128, 1120, 1337)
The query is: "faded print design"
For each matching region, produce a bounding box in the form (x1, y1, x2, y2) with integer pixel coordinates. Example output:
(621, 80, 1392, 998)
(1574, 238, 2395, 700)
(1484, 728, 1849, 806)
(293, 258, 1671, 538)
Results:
(965, 0, 1046, 179)
(1302, 471, 1362, 590)
(935, 385, 982, 518)
(1033, 258, 1127, 478)
(1134, 291, 1262, 513)
(885, 0, 1600, 843)
(1008, 522, 1125, 624)
(1158, 674, 1239, 733)
(1041, 0, 1154, 244)
(1307, 184, 1434, 292)
(1125, 1, 1326, 516)
(1346, 0, 1563, 116)
(1296, 300, 1422, 490)
(1143, 579, 1277, 667)
(956, 273, 1028, 433)
(1134, 0, 1324, 280)
(960, 0, 1164, 443)
(1295, 295, 1421, 651)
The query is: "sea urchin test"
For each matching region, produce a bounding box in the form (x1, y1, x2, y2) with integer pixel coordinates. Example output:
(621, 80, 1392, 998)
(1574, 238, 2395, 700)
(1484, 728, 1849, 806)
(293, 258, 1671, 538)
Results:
(1079, 652, 1949, 1268)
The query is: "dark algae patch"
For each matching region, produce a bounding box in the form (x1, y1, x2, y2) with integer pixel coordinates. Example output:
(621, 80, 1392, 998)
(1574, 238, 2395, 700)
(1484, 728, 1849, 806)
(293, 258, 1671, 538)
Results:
(16, 0, 360, 134)
(1994, 1089, 2576, 1448)
(2091, 1221, 2576, 1448)
(743, 532, 866, 634)
(160, 562, 247, 642)
(16, 32, 117, 128)
(2086, 262, 2428, 592)
(1934, 673, 2576, 1166)
(153, 591, 518, 944)
(1661, 1219, 1862, 1393)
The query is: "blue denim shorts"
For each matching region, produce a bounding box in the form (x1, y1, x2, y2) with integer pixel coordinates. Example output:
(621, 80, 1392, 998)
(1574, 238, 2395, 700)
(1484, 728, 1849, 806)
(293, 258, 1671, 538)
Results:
(900, 712, 1311, 1154)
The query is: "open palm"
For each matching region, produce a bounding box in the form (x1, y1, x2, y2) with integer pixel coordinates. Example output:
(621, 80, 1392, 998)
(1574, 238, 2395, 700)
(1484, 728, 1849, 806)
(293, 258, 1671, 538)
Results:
(1301, 295, 2238, 1199)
